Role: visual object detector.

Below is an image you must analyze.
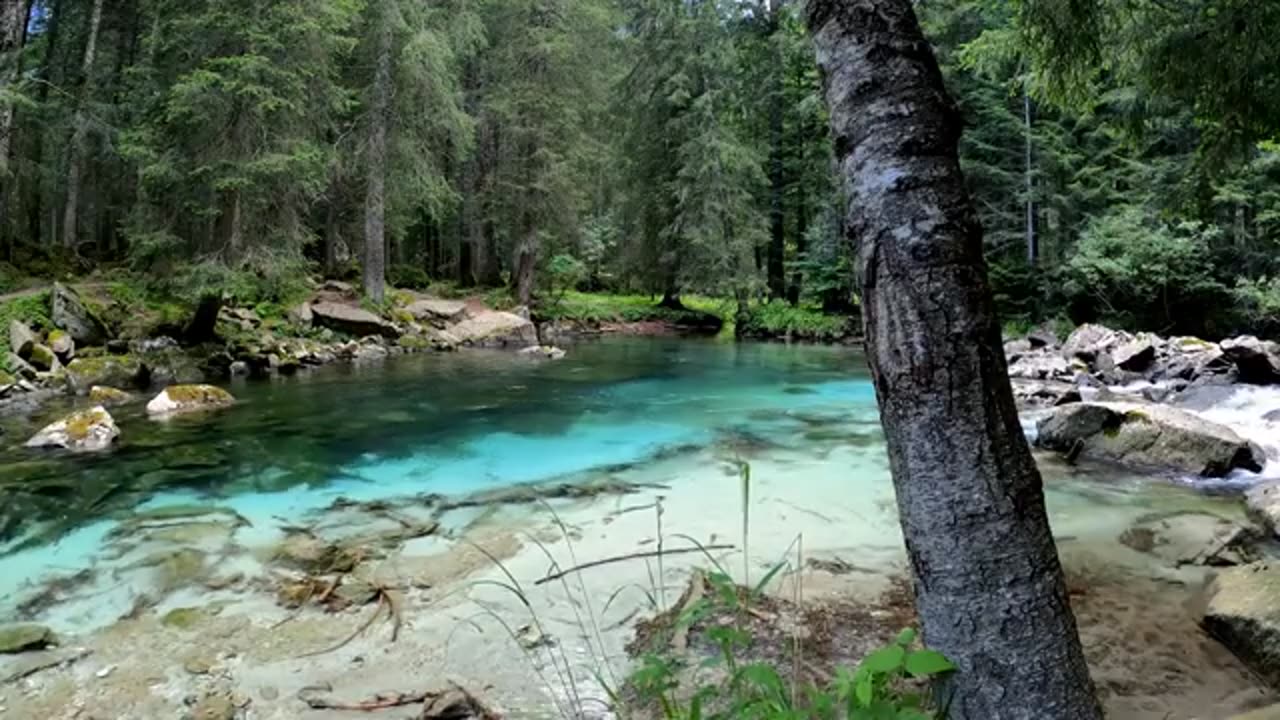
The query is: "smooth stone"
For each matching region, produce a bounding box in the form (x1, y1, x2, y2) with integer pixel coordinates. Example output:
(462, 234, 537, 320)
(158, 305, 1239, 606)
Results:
(8, 319, 36, 358)
(1198, 562, 1280, 686)
(447, 310, 538, 348)
(0, 623, 57, 654)
(88, 385, 133, 406)
(310, 302, 398, 338)
(146, 384, 235, 416)
(1246, 480, 1280, 539)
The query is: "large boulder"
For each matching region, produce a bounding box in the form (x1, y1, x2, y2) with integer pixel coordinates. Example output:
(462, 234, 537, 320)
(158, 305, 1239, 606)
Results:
(51, 282, 110, 345)
(1061, 323, 1128, 362)
(25, 406, 119, 452)
(26, 343, 58, 372)
(1026, 324, 1060, 350)
(89, 385, 133, 406)
(1035, 401, 1264, 477)
(8, 319, 36, 358)
(1221, 336, 1280, 385)
(1198, 562, 1280, 686)
(146, 384, 235, 417)
(406, 298, 468, 324)
(310, 302, 399, 339)
(1111, 337, 1157, 372)
(1246, 480, 1280, 539)
(447, 310, 538, 348)
(1118, 511, 1257, 567)
(0, 623, 57, 654)
(1155, 337, 1231, 383)
(65, 355, 148, 393)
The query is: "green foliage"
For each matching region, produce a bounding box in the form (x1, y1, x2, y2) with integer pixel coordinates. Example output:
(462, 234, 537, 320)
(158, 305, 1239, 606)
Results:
(1232, 277, 1280, 338)
(387, 264, 432, 291)
(736, 301, 853, 343)
(0, 293, 53, 335)
(1062, 207, 1230, 334)
(625, 570, 954, 720)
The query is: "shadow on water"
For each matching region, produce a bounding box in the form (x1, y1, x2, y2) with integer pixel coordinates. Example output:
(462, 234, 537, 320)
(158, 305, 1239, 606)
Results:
(0, 338, 870, 552)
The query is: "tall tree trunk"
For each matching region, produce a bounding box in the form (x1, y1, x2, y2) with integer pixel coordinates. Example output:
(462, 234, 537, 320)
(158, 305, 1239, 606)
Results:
(1023, 85, 1037, 266)
(806, 2, 1102, 719)
(323, 192, 340, 276)
(62, 0, 105, 251)
(764, 1, 786, 300)
(363, 0, 393, 304)
(787, 186, 807, 305)
(28, 0, 63, 248)
(476, 121, 502, 287)
(512, 224, 535, 307)
(0, 0, 27, 180)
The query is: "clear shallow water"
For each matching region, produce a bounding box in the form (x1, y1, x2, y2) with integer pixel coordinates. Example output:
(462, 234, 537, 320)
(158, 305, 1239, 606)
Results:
(0, 337, 1249, 626)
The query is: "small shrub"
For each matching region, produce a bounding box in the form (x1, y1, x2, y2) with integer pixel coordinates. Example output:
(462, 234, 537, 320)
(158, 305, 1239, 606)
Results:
(387, 264, 432, 290)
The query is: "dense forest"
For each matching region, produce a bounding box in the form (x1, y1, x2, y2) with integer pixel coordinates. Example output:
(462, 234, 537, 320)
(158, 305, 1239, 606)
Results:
(0, 0, 1278, 338)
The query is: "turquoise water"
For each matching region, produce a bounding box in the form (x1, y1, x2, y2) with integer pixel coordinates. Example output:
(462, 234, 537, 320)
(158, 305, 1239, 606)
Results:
(0, 339, 875, 554)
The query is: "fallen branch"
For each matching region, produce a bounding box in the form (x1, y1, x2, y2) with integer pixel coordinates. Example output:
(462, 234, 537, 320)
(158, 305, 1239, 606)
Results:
(296, 594, 388, 659)
(533, 544, 735, 586)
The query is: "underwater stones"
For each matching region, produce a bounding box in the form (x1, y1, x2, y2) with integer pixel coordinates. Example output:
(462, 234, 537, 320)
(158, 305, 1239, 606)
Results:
(51, 281, 110, 345)
(189, 692, 237, 720)
(146, 384, 235, 416)
(1118, 512, 1257, 567)
(311, 301, 399, 338)
(9, 319, 36, 357)
(0, 623, 57, 654)
(142, 547, 208, 590)
(447, 310, 538, 348)
(26, 405, 119, 452)
(1199, 562, 1280, 686)
(273, 533, 359, 574)
(1035, 401, 1264, 477)
(88, 385, 132, 406)
(161, 607, 207, 630)
(517, 344, 566, 360)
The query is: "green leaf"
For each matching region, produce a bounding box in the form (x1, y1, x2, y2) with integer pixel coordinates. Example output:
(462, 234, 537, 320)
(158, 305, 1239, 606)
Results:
(904, 649, 956, 677)
(860, 645, 906, 674)
(855, 671, 873, 707)
(895, 628, 917, 647)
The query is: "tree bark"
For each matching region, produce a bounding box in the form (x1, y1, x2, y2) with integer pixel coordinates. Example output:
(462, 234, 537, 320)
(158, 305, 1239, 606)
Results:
(806, 2, 1102, 718)
(62, 0, 104, 250)
(0, 0, 27, 180)
(1023, 86, 1037, 266)
(27, 0, 63, 247)
(363, 0, 393, 304)
(764, 0, 786, 300)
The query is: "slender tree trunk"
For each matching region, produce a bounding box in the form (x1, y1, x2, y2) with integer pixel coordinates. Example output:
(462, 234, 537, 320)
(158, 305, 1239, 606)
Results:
(363, 0, 393, 304)
(765, 1, 786, 300)
(28, 0, 63, 247)
(323, 192, 339, 276)
(62, 0, 105, 251)
(806, 2, 1102, 718)
(1023, 86, 1037, 266)
(512, 224, 535, 307)
(788, 159, 809, 305)
(0, 0, 27, 180)
(476, 121, 502, 287)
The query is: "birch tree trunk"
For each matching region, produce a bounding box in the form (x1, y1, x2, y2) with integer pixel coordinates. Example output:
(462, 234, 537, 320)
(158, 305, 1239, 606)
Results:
(363, 0, 392, 304)
(62, 0, 104, 250)
(806, 1, 1103, 717)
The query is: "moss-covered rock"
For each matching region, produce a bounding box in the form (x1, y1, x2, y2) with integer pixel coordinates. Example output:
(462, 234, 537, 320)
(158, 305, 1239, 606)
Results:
(0, 623, 57, 654)
(88, 385, 133, 406)
(52, 282, 111, 345)
(9, 318, 36, 358)
(66, 355, 147, 393)
(25, 406, 119, 452)
(27, 343, 57, 371)
(145, 384, 235, 417)
(161, 606, 207, 630)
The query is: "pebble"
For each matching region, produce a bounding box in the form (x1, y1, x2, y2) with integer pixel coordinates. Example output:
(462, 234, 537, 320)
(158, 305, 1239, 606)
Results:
(95, 664, 115, 679)
(183, 658, 213, 675)
(260, 686, 279, 701)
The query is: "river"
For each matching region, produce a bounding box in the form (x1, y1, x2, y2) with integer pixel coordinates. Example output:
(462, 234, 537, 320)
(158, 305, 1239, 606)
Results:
(0, 338, 1272, 718)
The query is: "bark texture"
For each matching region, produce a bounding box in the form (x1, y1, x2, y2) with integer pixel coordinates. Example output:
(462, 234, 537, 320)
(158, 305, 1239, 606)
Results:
(805, 1, 1103, 718)
(62, 0, 104, 250)
(363, 0, 392, 304)
(0, 0, 26, 180)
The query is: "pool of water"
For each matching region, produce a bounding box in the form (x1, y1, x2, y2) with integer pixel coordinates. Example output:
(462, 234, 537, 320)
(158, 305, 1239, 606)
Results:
(0, 337, 1250, 626)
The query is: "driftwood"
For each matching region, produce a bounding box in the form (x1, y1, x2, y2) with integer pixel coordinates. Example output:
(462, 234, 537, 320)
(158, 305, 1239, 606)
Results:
(533, 544, 735, 586)
(298, 683, 501, 719)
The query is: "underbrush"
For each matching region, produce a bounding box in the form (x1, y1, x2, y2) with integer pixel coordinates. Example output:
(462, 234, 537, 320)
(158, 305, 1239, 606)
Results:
(538, 291, 730, 335)
(457, 464, 953, 719)
(736, 301, 856, 343)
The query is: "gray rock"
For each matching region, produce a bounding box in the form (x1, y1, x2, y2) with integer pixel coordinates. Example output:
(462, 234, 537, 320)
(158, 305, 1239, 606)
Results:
(146, 385, 235, 416)
(1221, 336, 1280, 384)
(448, 310, 538, 348)
(26, 343, 58, 372)
(1265, 409, 1280, 423)
(322, 279, 355, 294)
(7, 352, 37, 380)
(0, 623, 57, 654)
(229, 361, 250, 377)
(1198, 562, 1280, 686)
(1026, 324, 1059, 349)
(1062, 323, 1127, 362)
(1119, 511, 1257, 567)
(311, 302, 399, 338)
(51, 282, 110, 345)
(48, 330, 74, 363)
(9, 319, 36, 359)
(1035, 401, 1264, 477)
(1112, 338, 1156, 372)
(517, 345, 567, 360)
(1003, 338, 1032, 360)
(406, 298, 468, 324)
(26, 406, 119, 452)
(65, 356, 148, 394)
(287, 302, 313, 326)
(1007, 349, 1071, 381)
(1246, 480, 1280, 539)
